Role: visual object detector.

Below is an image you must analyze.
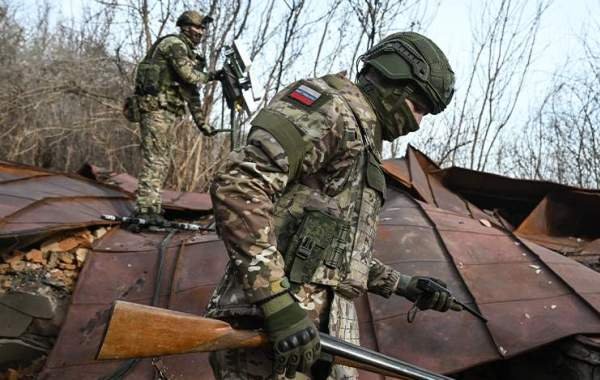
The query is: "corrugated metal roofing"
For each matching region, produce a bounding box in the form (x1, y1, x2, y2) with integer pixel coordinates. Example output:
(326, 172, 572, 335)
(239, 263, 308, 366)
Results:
(0, 161, 132, 253)
(78, 163, 213, 213)
(38, 147, 600, 378)
(40, 228, 223, 379)
(0, 161, 213, 257)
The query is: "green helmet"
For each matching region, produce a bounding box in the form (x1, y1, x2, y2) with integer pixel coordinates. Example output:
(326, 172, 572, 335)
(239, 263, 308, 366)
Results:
(176, 10, 213, 28)
(359, 32, 455, 114)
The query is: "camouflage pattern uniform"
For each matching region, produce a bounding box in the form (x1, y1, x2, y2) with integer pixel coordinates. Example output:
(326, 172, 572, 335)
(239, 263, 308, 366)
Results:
(207, 73, 401, 379)
(135, 33, 211, 215)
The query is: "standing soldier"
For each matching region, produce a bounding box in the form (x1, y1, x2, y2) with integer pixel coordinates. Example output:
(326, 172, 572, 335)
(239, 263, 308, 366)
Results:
(207, 32, 457, 379)
(126, 10, 222, 223)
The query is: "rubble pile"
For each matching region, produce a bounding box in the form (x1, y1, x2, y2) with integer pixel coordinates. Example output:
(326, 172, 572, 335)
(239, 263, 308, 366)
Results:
(0, 226, 111, 379)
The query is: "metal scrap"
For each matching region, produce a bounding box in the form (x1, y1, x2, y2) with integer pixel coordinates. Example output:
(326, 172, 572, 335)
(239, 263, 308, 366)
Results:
(1, 147, 598, 378)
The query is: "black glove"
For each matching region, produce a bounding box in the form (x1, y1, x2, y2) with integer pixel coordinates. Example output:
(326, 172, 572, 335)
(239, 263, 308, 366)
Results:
(191, 110, 215, 136)
(396, 275, 457, 312)
(207, 69, 225, 81)
(260, 292, 320, 378)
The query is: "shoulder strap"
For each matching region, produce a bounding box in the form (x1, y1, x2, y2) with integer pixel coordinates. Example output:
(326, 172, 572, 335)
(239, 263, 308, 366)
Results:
(323, 76, 380, 158)
(250, 109, 308, 181)
(147, 34, 180, 61)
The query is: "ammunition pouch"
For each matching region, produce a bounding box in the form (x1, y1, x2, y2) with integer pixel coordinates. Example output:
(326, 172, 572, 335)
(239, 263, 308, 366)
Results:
(135, 61, 162, 96)
(123, 95, 141, 122)
(284, 208, 349, 285)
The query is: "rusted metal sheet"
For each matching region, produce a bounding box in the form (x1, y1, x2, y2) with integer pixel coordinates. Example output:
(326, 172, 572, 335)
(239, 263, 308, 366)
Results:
(40, 228, 226, 379)
(78, 163, 213, 213)
(37, 146, 600, 378)
(407, 147, 435, 205)
(0, 161, 50, 182)
(382, 159, 411, 189)
(383, 147, 504, 228)
(515, 191, 600, 251)
(384, 146, 600, 267)
(366, 187, 600, 374)
(0, 164, 134, 254)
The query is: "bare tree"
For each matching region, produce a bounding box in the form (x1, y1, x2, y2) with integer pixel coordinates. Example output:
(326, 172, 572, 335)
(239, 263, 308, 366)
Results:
(414, 0, 550, 171)
(508, 34, 600, 188)
(0, 0, 434, 191)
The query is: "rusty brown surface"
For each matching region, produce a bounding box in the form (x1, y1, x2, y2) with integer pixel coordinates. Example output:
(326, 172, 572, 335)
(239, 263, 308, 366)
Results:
(0, 163, 133, 253)
(22, 146, 600, 377)
(41, 190, 600, 378)
(0, 161, 212, 257)
(366, 188, 600, 374)
(384, 146, 600, 269)
(78, 163, 213, 213)
(40, 228, 225, 379)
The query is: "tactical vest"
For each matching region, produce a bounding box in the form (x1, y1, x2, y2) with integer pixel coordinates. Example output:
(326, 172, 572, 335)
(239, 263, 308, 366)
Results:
(271, 75, 386, 299)
(134, 34, 199, 113)
(206, 75, 385, 320)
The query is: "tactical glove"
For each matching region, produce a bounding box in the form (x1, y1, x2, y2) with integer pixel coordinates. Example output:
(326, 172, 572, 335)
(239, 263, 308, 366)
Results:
(207, 69, 225, 82)
(260, 292, 320, 378)
(191, 111, 215, 136)
(395, 275, 457, 312)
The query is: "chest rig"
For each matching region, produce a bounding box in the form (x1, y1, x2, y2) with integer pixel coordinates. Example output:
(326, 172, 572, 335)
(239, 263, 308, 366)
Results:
(135, 34, 199, 113)
(272, 75, 386, 299)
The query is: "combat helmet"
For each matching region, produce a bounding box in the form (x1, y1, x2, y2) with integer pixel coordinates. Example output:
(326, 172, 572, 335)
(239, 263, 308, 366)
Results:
(176, 10, 213, 28)
(359, 32, 455, 114)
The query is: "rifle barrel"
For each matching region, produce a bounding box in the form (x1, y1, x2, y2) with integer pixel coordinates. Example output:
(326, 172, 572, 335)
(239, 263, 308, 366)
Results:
(321, 334, 452, 380)
(98, 301, 452, 380)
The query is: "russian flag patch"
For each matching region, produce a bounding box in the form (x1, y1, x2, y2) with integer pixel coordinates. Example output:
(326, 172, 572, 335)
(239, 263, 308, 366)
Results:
(289, 84, 321, 106)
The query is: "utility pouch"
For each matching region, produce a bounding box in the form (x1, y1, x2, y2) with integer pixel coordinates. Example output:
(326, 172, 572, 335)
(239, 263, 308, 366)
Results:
(285, 208, 350, 284)
(122, 95, 141, 122)
(135, 61, 162, 96)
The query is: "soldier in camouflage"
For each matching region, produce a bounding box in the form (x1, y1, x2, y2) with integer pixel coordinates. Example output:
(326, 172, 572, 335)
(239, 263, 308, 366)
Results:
(130, 10, 222, 222)
(207, 32, 458, 379)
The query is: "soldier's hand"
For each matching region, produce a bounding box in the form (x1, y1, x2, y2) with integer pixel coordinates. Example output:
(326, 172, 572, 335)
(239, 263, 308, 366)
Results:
(191, 111, 215, 136)
(260, 292, 320, 378)
(396, 275, 458, 312)
(207, 69, 225, 82)
(198, 124, 216, 136)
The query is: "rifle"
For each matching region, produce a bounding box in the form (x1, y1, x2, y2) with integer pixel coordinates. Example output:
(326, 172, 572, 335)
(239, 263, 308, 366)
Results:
(97, 301, 452, 380)
(101, 215, 214, 232)
(219, 40, 263, 149)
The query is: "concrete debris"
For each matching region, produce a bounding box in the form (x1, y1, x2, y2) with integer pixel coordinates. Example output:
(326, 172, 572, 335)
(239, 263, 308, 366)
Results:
(0, 226, 110, 377)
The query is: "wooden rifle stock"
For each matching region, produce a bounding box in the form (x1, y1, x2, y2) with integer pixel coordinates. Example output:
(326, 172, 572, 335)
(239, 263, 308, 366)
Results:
(97, 301, 451, 380)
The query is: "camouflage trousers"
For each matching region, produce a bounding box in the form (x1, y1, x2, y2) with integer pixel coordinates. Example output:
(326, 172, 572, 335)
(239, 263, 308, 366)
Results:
(209, 285, 359, 380)
(135, 108, 179, 214)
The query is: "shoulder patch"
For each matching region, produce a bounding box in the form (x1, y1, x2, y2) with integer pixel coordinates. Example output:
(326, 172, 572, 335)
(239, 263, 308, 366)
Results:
(283, 81, 331, 111)
(289, 84, 322, 106)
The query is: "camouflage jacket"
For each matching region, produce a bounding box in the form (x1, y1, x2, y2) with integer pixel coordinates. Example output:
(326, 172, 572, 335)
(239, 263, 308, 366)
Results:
(207, 73, 401, 320)
(136, 33, 209, 113)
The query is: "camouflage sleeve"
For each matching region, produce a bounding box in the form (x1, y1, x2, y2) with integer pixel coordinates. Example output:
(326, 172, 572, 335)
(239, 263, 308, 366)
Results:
(161, 38, 210, 84)
(210, 90, 347, 304)
(367, 258, 401, 298)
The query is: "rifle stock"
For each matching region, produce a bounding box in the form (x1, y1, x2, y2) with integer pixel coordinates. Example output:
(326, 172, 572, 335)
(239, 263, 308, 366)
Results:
(97, 301, 451, 380)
